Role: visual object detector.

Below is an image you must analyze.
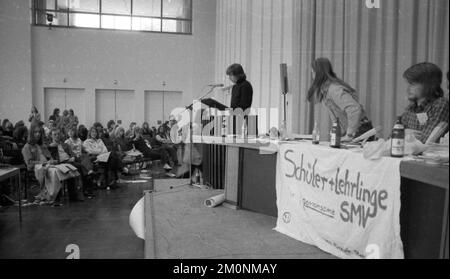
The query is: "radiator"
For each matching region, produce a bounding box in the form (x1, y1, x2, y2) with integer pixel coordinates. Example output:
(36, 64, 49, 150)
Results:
(202, 144, 226, 190)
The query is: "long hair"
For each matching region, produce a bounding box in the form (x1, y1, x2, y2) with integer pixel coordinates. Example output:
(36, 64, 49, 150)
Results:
(68, 126, 78, 139)
(115, 127, 125, 139)
(28, 125, 43, 146)
(88, 127, 99, 140)
(2, 119, 10, 130)
(226, 63, 247, 81)
(78, 125, 88, 141)
(307, 58, 356, 102)
(403, 62, 444, 100)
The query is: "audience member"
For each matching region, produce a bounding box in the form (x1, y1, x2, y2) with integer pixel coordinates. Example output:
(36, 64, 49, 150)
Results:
(114, 127, 132, 157)
(1, 119, 13, 138)
(125, 122, 137, 139)
(68, 109, 79, 129)
(83, 127, 123, 189)
(12, 121, 28, 147)
(106, 120, 117, 139)
(78, 125, 88, 141)
(154, 125, 178, 167)
(65, 127, 95, 198)
(142, 122, 153, 140)
(22, 126, 66, 206)
(49, 108, 61, 124)
(28, 106, 41, 125)
(132, 127, 170, 169)
(47, 128, 83, 202)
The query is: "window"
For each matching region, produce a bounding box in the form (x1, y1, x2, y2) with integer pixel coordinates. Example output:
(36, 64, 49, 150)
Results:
(33, 0, 192, 34)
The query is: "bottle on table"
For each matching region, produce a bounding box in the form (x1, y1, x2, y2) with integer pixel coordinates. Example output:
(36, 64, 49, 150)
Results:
(221, 116, 227, 138)
(391, 116, 405, 158)
(279, 121, 287, 140)
(312, 122, 320, 145)
(330, 119, 341, 148)
(241, 118, 248, 139)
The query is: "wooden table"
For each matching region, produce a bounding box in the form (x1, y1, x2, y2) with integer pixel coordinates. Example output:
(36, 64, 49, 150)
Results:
(0, 167, 22, 222)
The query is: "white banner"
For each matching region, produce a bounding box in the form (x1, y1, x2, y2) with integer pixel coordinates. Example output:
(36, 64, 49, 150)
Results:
(275, 143, 404, 259)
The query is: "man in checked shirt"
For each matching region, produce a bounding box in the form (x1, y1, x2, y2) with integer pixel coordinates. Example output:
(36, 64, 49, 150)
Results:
(401, 63, 449, 144)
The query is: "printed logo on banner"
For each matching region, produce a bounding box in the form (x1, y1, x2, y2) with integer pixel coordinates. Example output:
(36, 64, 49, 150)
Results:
(282, 212, 291, 224)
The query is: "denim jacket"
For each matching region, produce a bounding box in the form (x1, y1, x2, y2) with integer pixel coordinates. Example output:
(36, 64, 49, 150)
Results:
(321, 82, 365, 136)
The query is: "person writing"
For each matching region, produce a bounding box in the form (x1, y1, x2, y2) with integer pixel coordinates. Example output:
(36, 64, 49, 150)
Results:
(307, 58, 373, 142)
(401, 63, 449, 143)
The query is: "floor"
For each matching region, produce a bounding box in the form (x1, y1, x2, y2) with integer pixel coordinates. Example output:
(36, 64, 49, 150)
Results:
(0, 180, 146, 259)
(0, 174, 335, 259)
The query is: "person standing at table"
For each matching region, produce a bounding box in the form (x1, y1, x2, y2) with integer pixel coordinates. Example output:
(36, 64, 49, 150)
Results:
(307, 58, 373, 142)
(401, 63, 449, 143)
(221, 63, 253, 112)
(219, 64, 253, 135)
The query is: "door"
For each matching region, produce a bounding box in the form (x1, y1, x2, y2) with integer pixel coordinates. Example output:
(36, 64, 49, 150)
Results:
(44, 88, 85, 124)
(115, 90, 135, 127)
(65, 89, 86, 125)
(44, 88, 65, 121)
(96, 89, 135, 128)
(145, 90, 183, 127)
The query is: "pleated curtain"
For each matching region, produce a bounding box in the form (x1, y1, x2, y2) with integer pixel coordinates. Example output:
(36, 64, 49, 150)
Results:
(291, 0, 449, 138)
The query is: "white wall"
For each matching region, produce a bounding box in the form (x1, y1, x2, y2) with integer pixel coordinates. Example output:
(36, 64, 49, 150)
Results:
(1, 0, 216, 127)
(0, 0, 32, 123)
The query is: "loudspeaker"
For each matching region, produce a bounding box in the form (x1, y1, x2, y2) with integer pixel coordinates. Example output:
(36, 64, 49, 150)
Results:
(280, 63, 289, 95)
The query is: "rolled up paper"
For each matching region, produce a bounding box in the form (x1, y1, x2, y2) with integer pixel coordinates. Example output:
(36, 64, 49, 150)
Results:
(353, 126, 382, 143)
(204, 194, 225, 208)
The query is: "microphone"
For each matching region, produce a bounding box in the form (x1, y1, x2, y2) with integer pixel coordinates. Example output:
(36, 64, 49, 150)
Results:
(207, 83, 224, 88)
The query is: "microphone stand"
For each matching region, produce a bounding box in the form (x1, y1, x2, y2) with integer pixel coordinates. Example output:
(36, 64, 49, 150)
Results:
(169, 85, 219, 190)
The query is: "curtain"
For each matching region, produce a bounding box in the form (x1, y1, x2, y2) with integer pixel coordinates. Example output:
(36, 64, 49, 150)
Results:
(292, 0, 449, 138)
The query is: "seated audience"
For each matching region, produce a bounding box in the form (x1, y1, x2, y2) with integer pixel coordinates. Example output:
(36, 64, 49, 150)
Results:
(125, 122, 137, 139)
(114, 127, 132, 157)
(1, 119, 14, 138)
(142, 122, 153, 141)
(22, 126, 71, 206)
(49, 108, 61, 124)
(47, 128, 84, 202)
(0, 127, 23, 165)
(401, 62, 449, 143)
(60, 110, 71, 138)
(78, 125, 88, 142)
(12, 122, 28, 147)
(154, 125, 178, 167)
(65, 127, 95, 198)
(132, 127, 171, 169)
(106, 120, 117, 139)
(83, 127, 123, 189)
(68, 109, 79, 129)
(99, 128, 116, 152)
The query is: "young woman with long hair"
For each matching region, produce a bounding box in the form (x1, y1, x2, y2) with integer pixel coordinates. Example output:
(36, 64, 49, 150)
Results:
(307, 58, 373, 142)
